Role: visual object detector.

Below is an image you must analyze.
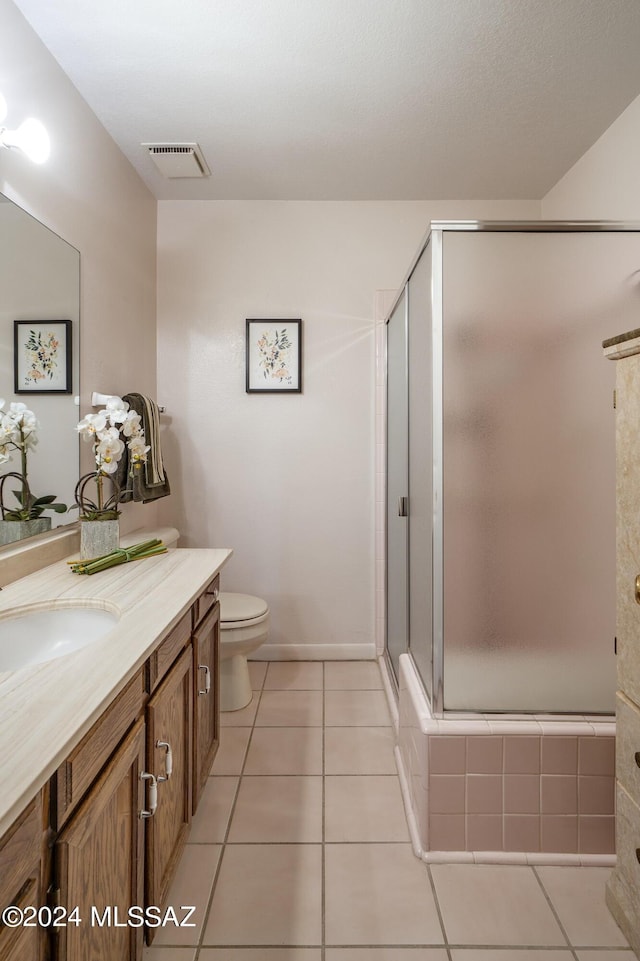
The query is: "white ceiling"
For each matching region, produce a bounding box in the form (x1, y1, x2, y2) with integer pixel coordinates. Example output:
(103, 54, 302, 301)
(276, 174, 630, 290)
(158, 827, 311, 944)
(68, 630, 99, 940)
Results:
(11, 0, 640, 201)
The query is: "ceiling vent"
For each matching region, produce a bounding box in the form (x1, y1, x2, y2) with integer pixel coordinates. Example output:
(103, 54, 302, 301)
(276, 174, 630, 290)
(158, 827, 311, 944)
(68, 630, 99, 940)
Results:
(143, 143, 211, 178)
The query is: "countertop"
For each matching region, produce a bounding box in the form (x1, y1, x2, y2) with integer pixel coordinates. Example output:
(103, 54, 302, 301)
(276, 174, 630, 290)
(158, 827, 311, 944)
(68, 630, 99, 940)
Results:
(0, 544, 232, 836)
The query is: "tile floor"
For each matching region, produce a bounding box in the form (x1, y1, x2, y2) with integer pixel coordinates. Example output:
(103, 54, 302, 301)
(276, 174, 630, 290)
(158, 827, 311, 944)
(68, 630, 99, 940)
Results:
(142, 660, 635, 961)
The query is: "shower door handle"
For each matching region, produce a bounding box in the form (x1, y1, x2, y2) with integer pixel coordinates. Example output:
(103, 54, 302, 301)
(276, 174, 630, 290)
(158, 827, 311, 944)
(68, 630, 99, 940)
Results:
(398, 496, 408, 517)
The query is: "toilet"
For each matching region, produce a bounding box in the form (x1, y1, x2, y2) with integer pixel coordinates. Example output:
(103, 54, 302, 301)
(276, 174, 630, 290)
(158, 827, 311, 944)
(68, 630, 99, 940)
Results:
(218, 592, 270, 711)
(124, 527, 269, 713)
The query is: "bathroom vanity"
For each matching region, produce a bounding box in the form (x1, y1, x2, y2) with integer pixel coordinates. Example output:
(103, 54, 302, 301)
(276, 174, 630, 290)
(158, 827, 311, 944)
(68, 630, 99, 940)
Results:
(0, 544, 231, 960)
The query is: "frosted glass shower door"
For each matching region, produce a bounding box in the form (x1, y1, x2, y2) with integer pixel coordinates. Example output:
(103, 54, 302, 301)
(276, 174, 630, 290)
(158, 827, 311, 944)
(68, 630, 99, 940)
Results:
(407, 243, 434, 700)
(441, 229, 639, 713)
(386, 290, 409, 683)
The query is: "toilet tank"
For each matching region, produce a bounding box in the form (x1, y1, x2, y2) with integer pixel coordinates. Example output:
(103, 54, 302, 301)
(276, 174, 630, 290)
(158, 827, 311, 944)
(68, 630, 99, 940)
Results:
(120, 526, 180, 549)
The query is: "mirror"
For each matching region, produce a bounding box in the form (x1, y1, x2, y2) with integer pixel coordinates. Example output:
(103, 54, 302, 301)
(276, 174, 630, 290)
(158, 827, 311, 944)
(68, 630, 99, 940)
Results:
(0, 194, 80, 542)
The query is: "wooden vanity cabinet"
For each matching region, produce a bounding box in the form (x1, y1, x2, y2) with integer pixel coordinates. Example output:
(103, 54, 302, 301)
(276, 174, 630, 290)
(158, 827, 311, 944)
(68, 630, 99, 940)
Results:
(51, 669, 146, 831)
(0, 790, 48, 961)
(145, 644, 192, 936)
(53, 720, 146, 961)
(0, 573, 222, 960)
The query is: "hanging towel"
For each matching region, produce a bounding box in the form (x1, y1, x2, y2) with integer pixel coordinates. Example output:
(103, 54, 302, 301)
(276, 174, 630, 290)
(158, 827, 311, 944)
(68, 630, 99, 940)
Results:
(117, 392, 171, 503)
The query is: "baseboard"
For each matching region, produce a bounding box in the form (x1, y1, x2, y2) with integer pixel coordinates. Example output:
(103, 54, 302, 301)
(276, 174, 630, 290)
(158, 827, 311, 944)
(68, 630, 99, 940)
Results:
(250, 642, 377, 661)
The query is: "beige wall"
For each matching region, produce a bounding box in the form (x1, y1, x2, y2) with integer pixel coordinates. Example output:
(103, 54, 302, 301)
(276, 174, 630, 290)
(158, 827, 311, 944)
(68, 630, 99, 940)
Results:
(0, 0, 158, 532)
(543, 93, 640, 220)
(156, 199, 538, 657)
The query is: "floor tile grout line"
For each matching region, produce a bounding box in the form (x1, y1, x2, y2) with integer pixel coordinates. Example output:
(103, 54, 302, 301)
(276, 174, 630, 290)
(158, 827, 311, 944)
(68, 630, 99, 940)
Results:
(445, 943, 590, 951)
(531, 864, 580, 960)
(193, 666, 267, 958)
(426, 863, 454, 961)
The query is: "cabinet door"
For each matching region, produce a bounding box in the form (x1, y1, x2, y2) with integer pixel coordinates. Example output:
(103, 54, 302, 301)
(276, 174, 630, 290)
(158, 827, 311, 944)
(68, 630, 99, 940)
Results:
(0, 793, 44, 961)
(193, 604, 220, 813)
(145, 644, 192, 931)
(54, 718, 146, 961)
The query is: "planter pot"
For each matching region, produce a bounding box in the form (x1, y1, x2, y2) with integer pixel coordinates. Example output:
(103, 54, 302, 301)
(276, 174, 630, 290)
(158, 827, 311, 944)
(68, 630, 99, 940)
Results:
(0, 517, 51, 546)
(80, 520, 120, 560)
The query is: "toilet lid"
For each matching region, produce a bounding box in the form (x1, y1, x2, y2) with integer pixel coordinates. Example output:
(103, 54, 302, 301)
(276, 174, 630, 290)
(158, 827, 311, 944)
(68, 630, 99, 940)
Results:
(219, 592, 269, 622)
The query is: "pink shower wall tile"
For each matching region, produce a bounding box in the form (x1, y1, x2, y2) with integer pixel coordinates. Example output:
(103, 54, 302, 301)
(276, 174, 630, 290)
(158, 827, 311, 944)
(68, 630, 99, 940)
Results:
(541, 736, 578, 774)
(466, 735, 503, 773)
(418, 720, 615, 855)
(578, 735, 615, 775)
(540, 775, 578, 815)
(541, 815, 578, 853)
(504, 774, 540, 814)
(429, 735, 466, 774)
(504, 814, 540, 852)
(466, 774, 502, 814)
(429, 814, 465, 851)
(467, 814, 503, 851)
(429, 775, 465, 813)
(504, 736, 541, 774)
(578, 775, 615, 815)
(579, 815, 615, 854)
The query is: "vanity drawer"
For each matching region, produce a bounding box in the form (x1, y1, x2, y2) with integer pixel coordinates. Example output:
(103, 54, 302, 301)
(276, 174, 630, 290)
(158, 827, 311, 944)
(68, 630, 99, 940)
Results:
(148, 610, 192, 692)
(193, 574, 220, 630)
(52, 668, 146, 829)
(616, 691, 640, 806)
(0, 793, 42, 911)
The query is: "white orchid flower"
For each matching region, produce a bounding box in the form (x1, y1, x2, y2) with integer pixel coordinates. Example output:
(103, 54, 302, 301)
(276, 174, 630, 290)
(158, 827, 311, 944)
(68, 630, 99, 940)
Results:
(97, 433, 125, 458)
(76, 412, 107, 438)
(105, 396, 129, 427)
(105, 396, 128, 412)
(0, 415, 20, 444)
(96, 425, 122, 444)
(96, 435, 125, 476)
(128, 435, 150, 463)
(97, 458, 119, 475)
(0, 445, 10, 464)
(75, 400, 150, 514)
(19, 410, 39, 432)
(121, 411, 142, 437)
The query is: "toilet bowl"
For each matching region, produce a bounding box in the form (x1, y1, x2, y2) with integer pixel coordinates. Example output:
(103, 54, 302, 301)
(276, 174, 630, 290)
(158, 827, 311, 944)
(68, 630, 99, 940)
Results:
(219, 592, 269, 711)
(122, 529, 268, 711)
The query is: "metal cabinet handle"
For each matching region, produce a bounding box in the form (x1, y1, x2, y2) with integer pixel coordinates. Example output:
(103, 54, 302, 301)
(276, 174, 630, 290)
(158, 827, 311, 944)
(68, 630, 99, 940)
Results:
(139, 772, 158, 818)
(198, 664, 211, 696)
(635, 575, 640, 605)
(156, 740, 173, 781)
(397, 496, 408, 517)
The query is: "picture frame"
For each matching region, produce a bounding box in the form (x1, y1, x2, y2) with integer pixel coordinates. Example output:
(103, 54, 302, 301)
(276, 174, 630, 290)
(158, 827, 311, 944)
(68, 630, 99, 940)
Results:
(14, 319, 73, 394)
(246, 318, 302, 393)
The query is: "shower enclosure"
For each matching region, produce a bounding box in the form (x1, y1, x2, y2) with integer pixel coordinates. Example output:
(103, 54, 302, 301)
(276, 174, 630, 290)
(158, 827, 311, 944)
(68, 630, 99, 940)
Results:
(386, 222, 640, 716)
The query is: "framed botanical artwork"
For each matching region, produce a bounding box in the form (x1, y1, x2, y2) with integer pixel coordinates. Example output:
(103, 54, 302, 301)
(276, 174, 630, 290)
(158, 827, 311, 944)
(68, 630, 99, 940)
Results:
(246, 318, 302, 393)
(14, 319, 73, 394)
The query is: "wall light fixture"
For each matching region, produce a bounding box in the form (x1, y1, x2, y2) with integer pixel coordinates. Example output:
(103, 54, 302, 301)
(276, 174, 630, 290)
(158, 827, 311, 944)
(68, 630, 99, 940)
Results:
(0, 92, 50, 164)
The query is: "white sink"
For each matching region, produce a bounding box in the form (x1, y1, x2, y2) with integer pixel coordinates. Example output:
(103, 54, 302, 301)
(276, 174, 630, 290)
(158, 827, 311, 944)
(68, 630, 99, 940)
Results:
(0, 605, 119, 672)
